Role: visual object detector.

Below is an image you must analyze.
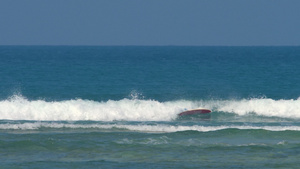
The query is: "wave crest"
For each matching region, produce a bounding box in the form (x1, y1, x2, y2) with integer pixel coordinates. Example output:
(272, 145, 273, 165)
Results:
(1, 95, 300, 121)
(215, 98, 300, 118)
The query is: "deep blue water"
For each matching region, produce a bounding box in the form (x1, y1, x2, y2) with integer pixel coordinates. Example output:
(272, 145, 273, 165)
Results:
(1, 46, 300, 168)
(2, 46, 300, 101)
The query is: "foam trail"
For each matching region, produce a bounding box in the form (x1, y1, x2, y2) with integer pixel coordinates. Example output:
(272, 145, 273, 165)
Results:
(1, 122, 300, 132)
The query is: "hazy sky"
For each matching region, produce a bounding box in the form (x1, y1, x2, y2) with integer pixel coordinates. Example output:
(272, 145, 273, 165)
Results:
(1, 0, 300, 46)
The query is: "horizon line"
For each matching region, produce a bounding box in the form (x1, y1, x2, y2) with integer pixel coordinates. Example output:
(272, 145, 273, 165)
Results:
(1, 45, 300, 47)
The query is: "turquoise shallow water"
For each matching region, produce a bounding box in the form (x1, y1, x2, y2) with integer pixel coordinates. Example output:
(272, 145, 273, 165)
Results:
(1, 120, 300, 168)
(1, 46, 300, 168)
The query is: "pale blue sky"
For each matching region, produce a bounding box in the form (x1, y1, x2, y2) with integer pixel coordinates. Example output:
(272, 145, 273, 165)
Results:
(1, 0, 299, 46)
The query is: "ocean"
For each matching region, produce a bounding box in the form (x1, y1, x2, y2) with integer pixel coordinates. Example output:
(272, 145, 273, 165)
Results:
(1, 46, 300, 168)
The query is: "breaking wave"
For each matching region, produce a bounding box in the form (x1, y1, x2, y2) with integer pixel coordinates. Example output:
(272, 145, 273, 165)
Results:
(1, 95, 300, 121)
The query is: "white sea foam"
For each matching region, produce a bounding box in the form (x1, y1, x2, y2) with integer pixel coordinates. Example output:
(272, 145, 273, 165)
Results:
(214, 98, 300, 118)
(0, 95, 184, 121)
(1, 95, 300, 121)
(1, 122, 300, 132)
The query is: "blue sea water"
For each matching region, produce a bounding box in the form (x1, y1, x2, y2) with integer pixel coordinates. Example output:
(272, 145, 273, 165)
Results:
(1, 46, 300, 168)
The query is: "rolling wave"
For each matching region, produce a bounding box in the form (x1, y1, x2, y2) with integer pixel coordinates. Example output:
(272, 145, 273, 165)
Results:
(1, 95, 300, 121)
